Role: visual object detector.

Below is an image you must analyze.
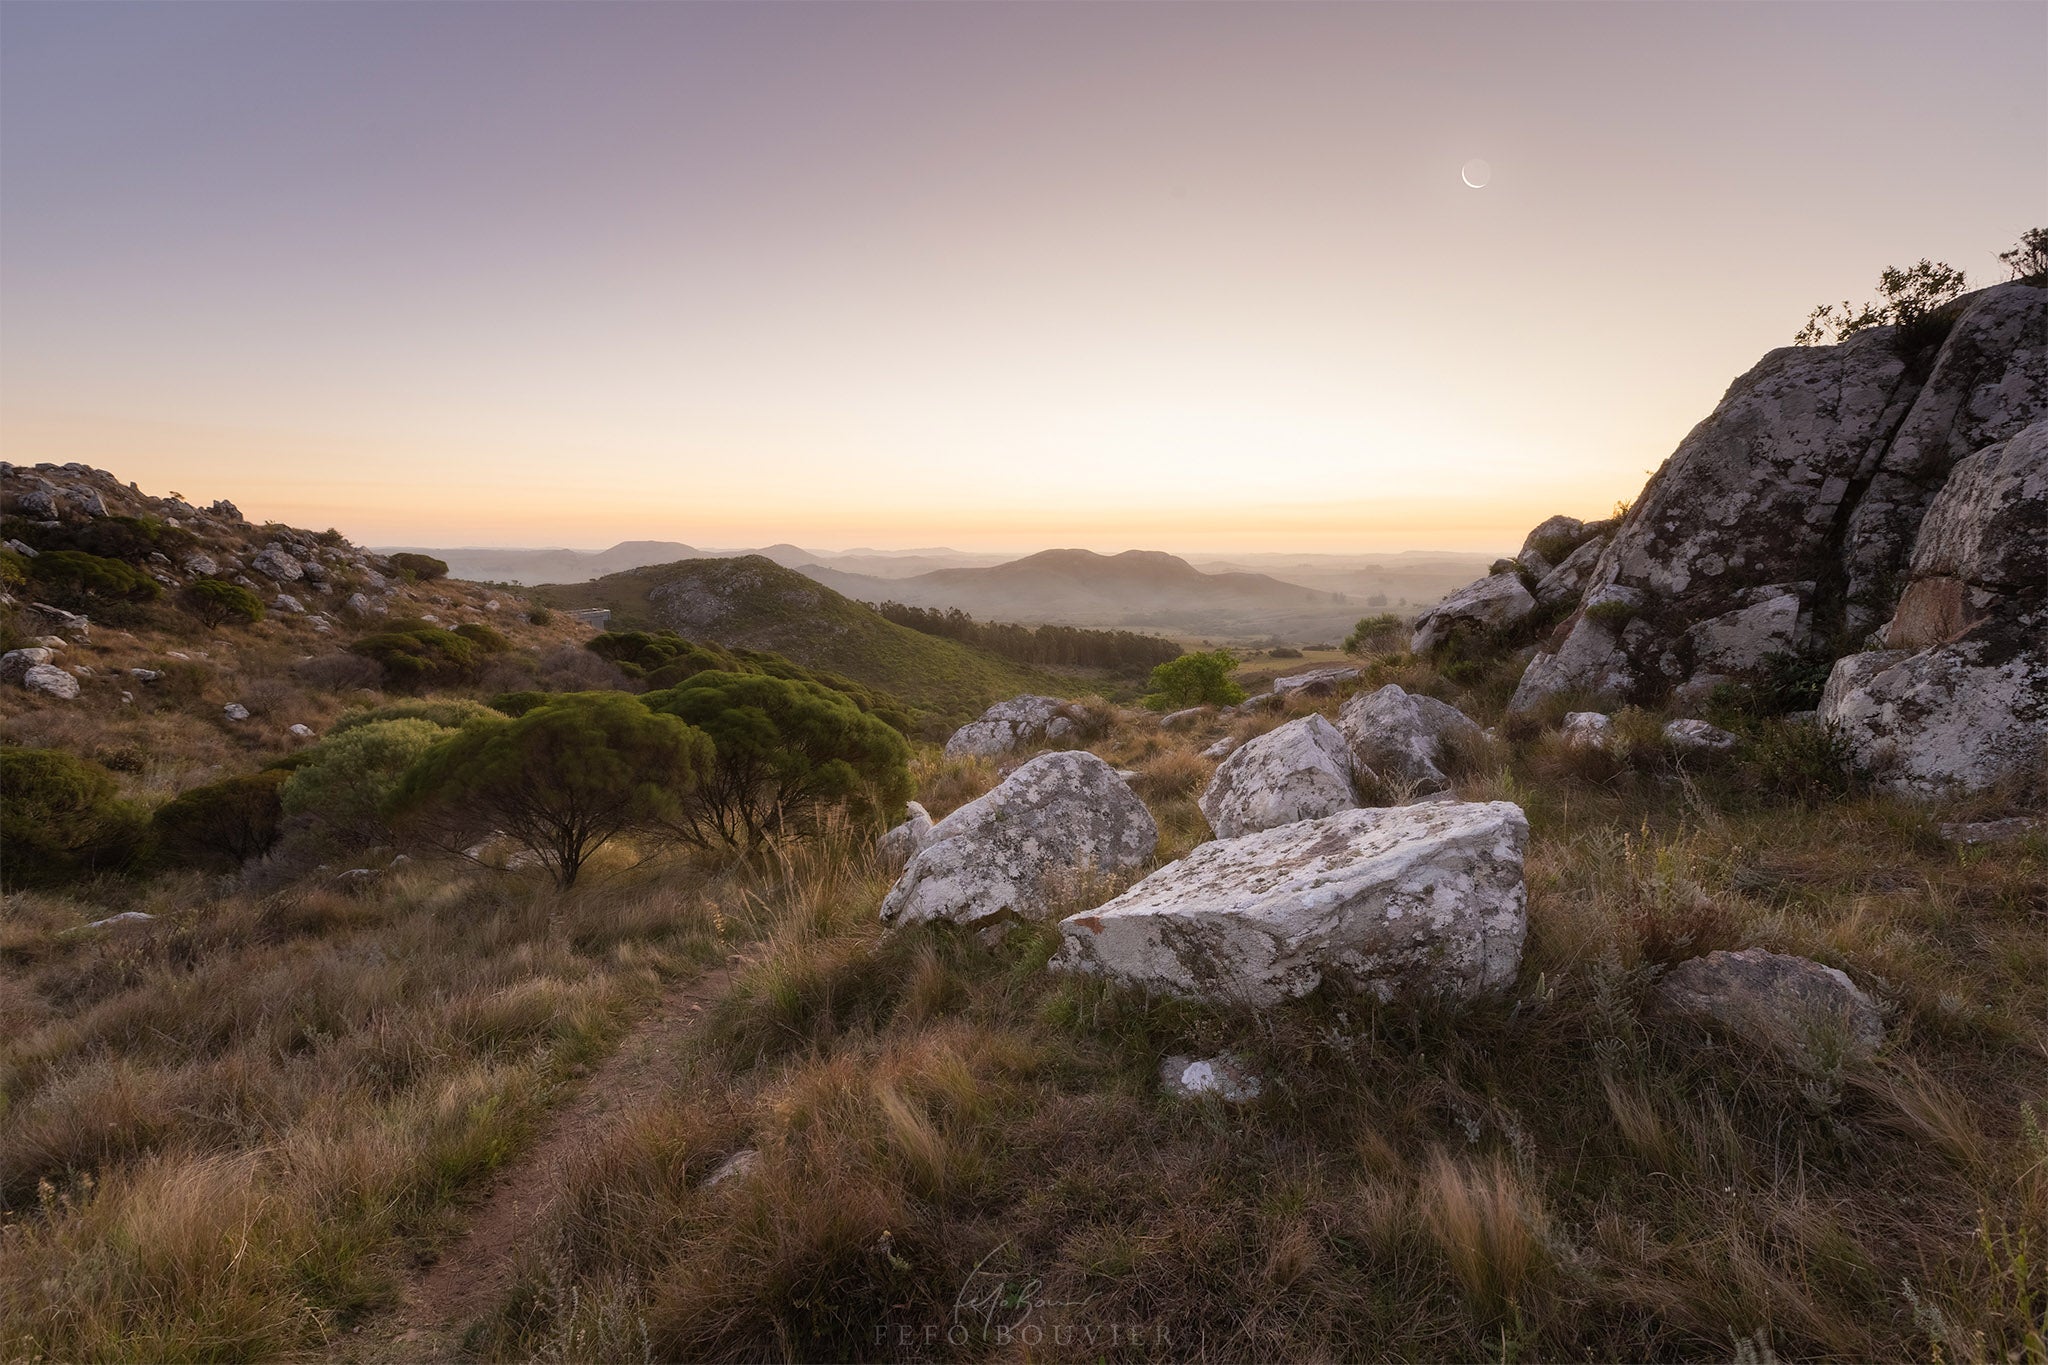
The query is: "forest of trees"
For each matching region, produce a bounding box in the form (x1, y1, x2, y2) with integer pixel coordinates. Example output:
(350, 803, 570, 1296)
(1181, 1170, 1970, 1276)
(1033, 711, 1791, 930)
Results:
(871, 602, 1182, 673)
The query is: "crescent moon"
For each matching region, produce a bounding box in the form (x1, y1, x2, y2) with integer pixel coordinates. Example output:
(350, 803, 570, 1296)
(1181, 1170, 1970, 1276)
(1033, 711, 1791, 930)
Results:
(1461, 158, 1492, 189)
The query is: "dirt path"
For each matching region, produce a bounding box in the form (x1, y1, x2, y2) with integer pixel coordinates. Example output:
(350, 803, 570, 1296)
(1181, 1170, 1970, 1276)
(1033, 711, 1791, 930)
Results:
(352, 960, 737, 1361)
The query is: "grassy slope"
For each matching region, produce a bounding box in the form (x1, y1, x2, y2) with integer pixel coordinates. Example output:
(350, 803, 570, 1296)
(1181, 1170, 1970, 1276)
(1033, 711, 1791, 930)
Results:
(534, 556, 1065, 721)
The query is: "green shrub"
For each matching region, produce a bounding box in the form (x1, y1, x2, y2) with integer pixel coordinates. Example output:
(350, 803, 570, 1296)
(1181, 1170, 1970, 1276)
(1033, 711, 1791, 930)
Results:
(25, 550, 162, 613)
(149, 770, 289, 872)
(0, 748, 144, 889)
(642, 671, 913, 851)
(1748, 718, 1865, 803)
(454, 622, 511, 653)
(487, 690, 553, 717)
(180, 578, 265, 629)
(349, 623, 484, 689)
(283, 718, 454, 849)
(388, 552, 448, 582)
(1343, 613, 1407, 654)
(1141, 650, 1245, 710)
(392, 692, 714, 887)
(0, 549, 27, 593)
(526, 605, 553, 626)
(65, 514, 196, 565)
(328, 698, 503, 737)
(1582, 599, 1637, 628)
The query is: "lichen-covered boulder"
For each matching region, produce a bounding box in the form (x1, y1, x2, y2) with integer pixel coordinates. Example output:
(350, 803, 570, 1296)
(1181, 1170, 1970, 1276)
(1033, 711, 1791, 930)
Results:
(880, 751, 1157, 930)
(1336, 683, 1481, 794)
(20, 663, 78, 699)
(1411, 573, 1535, 654)
(1652, 949, 1883, 1063)
(942, 694, 1088, 759)
(1532, 533, 1608, 611)
(1, 646, 54, 683)
(876, 800, 936, 871)
(1198, 714, 1358, 838)
(1052, 801, 1528, 1007)
(250, 546, 304, 582)
(1271, 665, 1360, 698)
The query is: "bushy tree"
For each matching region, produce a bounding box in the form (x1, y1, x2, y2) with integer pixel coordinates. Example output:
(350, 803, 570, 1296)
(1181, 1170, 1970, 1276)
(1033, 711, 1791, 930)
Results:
(1343, 613, 1408, 654)
(388, 552, 449, 582)
(329, 698, 504, 737)
(642, 671, 913, 851)
(149, 769, 289, 872)
(2001, 227, 2048, 281)
(1, 748, 144, 889)
(454, 621, 511, 653)
(1794, 258, 1967, 346)
(1141, 649, 1245, 710)
(350, 621, 487, 689)
(26, 550, 162, 613)
(181, 578, 265, 629)
(391, 692, 713, 887)
(283, 718, 455, 849)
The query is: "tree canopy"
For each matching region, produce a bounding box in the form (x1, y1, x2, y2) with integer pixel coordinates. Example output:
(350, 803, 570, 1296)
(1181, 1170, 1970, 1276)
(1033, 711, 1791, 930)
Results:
(1141, 649, 1245, 711)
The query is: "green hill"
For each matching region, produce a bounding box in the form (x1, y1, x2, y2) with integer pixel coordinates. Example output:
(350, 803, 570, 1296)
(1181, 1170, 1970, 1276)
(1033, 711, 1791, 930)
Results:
(535, 555, 1062, 722)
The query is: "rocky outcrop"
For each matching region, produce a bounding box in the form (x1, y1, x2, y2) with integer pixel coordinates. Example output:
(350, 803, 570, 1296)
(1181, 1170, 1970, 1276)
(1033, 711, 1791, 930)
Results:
(880, 751, 1157, 930)
(1335, 684, 1481, 793)
(943, 694, 1089, 759)
(1271, 665, 1360, 698)
(1411, 573, 1534, 654)
(1652, 949, 1884, 1063)
(1474, 283, 2048, 717)
(1533, 534, 1608, 611)
(1052, 801, 1528, 1007)
(1198, 714, 1358, 838)
(1820, 421, 2046, 794)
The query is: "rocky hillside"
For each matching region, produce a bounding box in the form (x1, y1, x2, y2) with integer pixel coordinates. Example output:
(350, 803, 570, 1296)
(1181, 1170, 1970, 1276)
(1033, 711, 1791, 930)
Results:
(533, 555, 1062, 720)
(1410, 279, 2046, 796)
(801, 546, 1362, 639)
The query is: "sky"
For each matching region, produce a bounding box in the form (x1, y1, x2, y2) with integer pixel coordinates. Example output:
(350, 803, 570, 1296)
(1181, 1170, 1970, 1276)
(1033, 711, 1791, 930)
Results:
(3, 2, 2042, 555)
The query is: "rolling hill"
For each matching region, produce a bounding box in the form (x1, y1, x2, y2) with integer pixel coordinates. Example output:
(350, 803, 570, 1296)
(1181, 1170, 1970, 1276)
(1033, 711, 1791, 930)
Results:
(797, 547, 1364, 639)
(532, 556, 1062, 721)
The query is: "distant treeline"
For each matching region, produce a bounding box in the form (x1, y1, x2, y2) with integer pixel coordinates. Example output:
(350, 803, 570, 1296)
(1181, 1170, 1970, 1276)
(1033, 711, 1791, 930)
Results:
(873, 602, 1182, 673)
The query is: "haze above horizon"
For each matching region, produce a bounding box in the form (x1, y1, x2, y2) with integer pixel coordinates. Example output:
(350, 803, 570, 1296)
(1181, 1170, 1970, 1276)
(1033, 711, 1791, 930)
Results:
(3, 2, 2041, 553)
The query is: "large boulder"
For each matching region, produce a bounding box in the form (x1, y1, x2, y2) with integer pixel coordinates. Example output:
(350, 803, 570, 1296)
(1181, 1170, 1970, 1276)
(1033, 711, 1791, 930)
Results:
(1052, 801, 1529, 1007)
(1198, 714, 1358, 838)
(249, 546, 304, 582)
(1411, 573, 1535, 654)
(880, 751, 1157, 930)
(21, 663, 79, 699)
(1335, 684, 1481, 793)
(1271, 665, 1360, 698)
(1820, 422, 2046, 794)
(942, 694, 1088, 759)
(1651, 949, 1883, 1063)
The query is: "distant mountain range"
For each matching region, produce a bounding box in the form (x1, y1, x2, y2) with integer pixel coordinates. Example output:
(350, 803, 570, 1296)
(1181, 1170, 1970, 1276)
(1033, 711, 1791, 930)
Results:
(391, 540, 1500, 642)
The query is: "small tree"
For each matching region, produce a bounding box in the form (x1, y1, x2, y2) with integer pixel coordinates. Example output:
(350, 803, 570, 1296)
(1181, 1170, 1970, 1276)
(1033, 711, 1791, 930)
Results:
(1343, 613, 1408, 655)
(2000, 227, 2048, 281)
(1, 748, 144, 889)
(350, 621, 485, 689)
(388, 552, 449, 582)
(150, 769, 289, 871)
(181, 578, 265, 629)
(1141, 649, 1245, 710)
(390, 692, 712, 888)
(284, 718, 455, 850)
(642, 671, 912, 851)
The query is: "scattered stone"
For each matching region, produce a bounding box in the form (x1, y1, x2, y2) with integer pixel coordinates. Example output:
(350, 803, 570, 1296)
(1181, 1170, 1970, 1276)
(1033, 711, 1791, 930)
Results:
(1411, 572, 1535, 654)
(876, 800, 936, 870)
(21, 663, 78, 699)
(1560, 712, 1613, 749)
(880, 751, 1157, 930)
(288, 723, 316, 739)
(1652, 949, 1884, 1063)
(1271, 665, 1360, 698)
(484, 598, 500, 612)
(223, 702, 250, 721)
(942, 695, 1090, 759)
(1, 646, 53, 682)
(85, 911, 154, 930)
(1200, 736, 1238, 759)
(1160, 706, 1209, 729)
(250, 546, 304, 581)
(344, 591, 374, 615)
(25, 602, 90, 637)
(1663, 718, 1739, 753)
(1198, 714, 1358, 838)
(1938, 817, 2042, 845)
(1336, 683, 1482, 794)
(704, 1149, 761, 1188)
(5, 538, 38, 558)
(1054, 801, 1529, 1007)
(274, 593, 306, 614)
(1158, 1054, 1263, 1103)
(128, 667, 162, 682)
(13, 488, 59, 518)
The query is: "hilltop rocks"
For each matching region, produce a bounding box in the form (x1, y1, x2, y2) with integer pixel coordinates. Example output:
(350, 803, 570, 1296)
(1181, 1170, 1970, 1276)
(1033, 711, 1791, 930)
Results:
(880, 751, 1157, 930)
(1652, 949, 1883, 1062)
(1198, 714, 1358, 838)
(20, 663, 78, 699)
(1820, 422, 2047, 794)
(1052, 801, 1529, 1007)
(943, 694, 1089, 759)
(876, 800, 936, 870)
(1336, 684, 1482, 793)
(250, 546, 303, 582)
(1411, 572, 1534, 654)
(1271, 665, 1360, 698)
